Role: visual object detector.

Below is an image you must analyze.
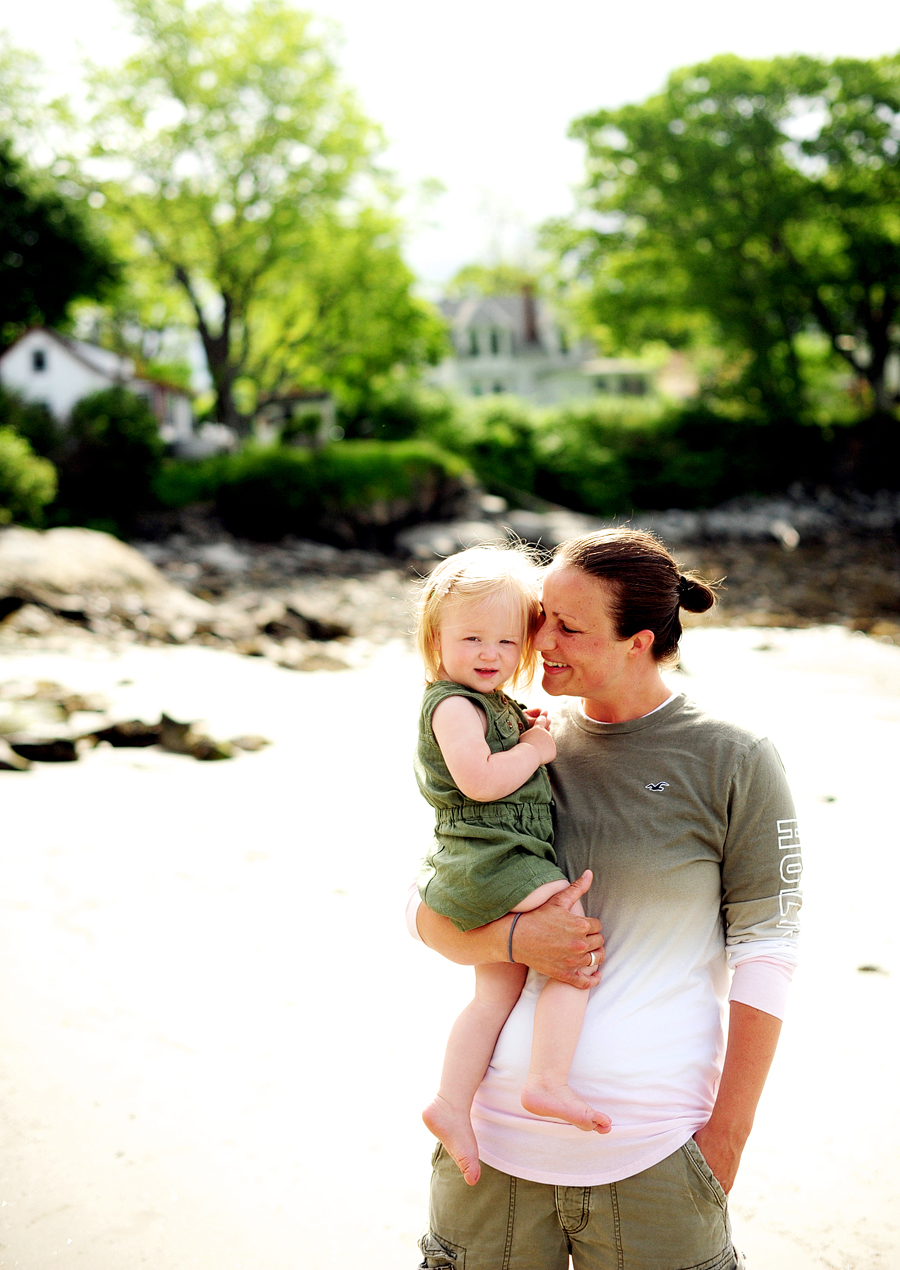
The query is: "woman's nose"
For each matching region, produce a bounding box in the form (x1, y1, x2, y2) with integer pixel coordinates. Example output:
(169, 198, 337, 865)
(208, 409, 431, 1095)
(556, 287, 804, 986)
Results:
(534, 619, 554, 651)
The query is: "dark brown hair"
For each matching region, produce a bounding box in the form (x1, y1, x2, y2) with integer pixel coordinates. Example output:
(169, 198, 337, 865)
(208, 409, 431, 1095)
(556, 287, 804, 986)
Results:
(554, 528, 718, 663)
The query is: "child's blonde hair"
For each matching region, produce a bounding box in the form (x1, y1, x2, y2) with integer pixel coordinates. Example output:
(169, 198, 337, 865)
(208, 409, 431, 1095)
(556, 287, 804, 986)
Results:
(415, 543, 544, 688)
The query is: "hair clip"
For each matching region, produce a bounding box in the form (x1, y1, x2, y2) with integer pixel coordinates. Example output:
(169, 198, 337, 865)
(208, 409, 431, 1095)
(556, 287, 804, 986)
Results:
(429, 574, 455, 599)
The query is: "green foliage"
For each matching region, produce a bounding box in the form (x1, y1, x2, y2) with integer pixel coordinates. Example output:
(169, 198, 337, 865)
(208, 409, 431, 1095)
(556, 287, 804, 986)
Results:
(427, 397, 543, 499)
(159, 440, 468, 544)
(0, 382, 60, 459)
(447, 262, 539, 298)
(85, 0, 438, 428)
(0, 139, 119, 347)
(248, 208, 448, 409)
(56, 386, 164, 531)
(402, 392, 834, 515)
(340, 379, 457, 441)
(152, 453, 231, 507)
(0, 427, 57, 525)
(553, 52, 900, 418)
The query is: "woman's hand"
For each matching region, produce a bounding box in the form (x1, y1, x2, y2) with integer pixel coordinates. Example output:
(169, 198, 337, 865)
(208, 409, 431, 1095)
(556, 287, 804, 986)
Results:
(692, 1124, 742, 1195)
(692, 1002, 783, 1194)
(511, 871, 603, 988)
(415, 871, 603, 988)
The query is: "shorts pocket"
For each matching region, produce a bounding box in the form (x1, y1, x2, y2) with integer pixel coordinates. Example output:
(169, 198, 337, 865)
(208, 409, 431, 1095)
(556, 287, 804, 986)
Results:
(418, 1229, 465, 1268)
(683, 1137, 728, 1210)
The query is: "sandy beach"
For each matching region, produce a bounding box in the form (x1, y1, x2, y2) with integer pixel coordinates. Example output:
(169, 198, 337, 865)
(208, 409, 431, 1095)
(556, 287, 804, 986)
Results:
(1, 622, 898, 1269)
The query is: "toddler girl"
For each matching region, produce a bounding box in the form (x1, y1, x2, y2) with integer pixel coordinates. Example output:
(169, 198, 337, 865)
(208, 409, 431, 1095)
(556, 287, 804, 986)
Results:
(414, 544, 610, 1187)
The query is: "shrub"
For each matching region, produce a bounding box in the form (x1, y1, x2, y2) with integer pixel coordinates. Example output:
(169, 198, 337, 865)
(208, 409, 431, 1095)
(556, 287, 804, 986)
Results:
(56, 386, 164, 532)
(426, 397, 543, 499)
(215, 440, 469, 544)
(0, 383, 60, 459)
(0, 427, 57, 525)
(341, 380, 457, 441)
(153, 453, 231, 508)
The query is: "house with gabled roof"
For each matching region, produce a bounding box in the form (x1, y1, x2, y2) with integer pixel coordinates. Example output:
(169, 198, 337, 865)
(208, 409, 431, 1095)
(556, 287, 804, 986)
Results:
(431, 290, 655, 404)
(0, 328, 194, 445)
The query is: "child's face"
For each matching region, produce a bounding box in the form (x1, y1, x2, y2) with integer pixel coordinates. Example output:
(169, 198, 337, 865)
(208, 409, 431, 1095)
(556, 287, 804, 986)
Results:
(434, 593, 524, 693)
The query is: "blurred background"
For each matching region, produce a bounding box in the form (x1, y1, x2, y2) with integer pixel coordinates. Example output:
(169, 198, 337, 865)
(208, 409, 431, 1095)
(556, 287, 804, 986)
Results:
(1, 2, 900, 1267)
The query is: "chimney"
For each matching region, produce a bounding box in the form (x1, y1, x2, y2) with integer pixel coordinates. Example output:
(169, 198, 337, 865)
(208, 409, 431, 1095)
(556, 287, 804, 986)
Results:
(522, 284, 539, 346)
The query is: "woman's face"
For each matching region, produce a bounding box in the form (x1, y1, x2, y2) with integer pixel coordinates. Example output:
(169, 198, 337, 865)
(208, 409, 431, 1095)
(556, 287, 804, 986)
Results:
(535, 564, 635, 701)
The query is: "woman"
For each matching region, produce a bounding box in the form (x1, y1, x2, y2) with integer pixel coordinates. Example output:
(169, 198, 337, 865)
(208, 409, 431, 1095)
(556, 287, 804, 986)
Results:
(410, 528, 801, 1270)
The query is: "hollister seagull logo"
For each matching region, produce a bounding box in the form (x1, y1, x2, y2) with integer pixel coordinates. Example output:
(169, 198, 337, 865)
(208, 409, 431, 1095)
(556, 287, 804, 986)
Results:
(645, 781, 670, 792)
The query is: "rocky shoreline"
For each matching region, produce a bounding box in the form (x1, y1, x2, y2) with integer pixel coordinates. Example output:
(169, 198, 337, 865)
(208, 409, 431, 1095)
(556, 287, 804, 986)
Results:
(1, 490, 899, 677)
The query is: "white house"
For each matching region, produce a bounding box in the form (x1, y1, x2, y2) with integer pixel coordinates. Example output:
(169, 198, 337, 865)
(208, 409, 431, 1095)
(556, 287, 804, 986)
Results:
(431, 292, 655, 404)
(0, 328, 194, 445)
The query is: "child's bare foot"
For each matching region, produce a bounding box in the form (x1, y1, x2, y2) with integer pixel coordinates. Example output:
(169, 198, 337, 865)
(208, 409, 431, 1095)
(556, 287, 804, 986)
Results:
(521, 1077, 612, 1134)
(422, 1095, 482, 1185)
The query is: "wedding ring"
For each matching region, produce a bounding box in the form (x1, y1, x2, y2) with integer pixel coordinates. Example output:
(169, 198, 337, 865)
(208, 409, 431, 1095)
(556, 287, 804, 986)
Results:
(586, 951, 596, 969)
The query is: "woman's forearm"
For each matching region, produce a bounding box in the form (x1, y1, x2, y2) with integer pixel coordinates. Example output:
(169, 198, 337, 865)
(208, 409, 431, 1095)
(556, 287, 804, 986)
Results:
(415, 873, 604, 986)
(694, 1000, 782, 1193)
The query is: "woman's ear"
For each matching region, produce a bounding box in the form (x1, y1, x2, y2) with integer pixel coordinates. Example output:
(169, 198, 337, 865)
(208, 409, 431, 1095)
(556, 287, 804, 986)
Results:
(628, 629, 655, 657)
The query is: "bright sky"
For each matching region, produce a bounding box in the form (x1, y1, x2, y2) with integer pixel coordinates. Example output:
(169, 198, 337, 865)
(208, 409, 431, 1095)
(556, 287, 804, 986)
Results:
(4, 0, 900, 287)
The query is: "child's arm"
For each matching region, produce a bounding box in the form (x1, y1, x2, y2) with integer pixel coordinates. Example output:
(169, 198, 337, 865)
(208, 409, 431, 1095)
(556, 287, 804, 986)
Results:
(431, 695, 556, 803)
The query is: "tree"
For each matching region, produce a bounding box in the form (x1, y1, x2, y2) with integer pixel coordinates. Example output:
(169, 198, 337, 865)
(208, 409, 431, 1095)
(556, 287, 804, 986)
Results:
(549, 54, 900, 418)
(86, 0, 437, 430)
(446, 262, 539, 298)
(246, 207, 447, 410)
(0, 139, 119, 348)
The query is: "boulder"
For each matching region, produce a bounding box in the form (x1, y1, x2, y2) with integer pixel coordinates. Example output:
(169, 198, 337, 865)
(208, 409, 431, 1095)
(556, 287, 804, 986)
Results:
(0, 527, 213, 627)
(0, 738, 30, 770)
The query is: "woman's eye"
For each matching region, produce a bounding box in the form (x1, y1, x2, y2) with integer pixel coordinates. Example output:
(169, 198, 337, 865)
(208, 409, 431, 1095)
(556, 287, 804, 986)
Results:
(561, 624, 578, 635)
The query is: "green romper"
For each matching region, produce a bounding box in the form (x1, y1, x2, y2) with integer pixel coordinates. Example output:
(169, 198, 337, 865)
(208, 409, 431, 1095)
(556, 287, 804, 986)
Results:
(415, 680, 565, 933)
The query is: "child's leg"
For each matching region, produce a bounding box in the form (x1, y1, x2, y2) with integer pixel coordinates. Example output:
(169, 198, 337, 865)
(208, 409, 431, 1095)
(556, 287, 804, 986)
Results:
(423, 961, 526, 1187)
(520, 899, 612, 1134)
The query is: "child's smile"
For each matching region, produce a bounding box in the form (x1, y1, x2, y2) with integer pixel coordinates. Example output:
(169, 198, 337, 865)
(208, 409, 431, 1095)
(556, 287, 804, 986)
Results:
(435, 594, 524, 694)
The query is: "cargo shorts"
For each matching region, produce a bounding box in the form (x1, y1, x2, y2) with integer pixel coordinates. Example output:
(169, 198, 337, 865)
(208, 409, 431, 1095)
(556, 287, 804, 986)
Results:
(418, 1140, 745, 1270)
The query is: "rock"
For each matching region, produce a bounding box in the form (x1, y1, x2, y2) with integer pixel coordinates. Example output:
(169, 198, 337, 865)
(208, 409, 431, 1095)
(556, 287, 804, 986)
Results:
(188, 736, 234, 761)
(263, 608, 310, 641)
(0, 696, 67, 736)
(230, 734, 271, 752)
(0, 738, 30, 770)
(158, 713, 234, 761)
(395, 521, 507, 560)
(770, 519, 800, 551)
(293, 650, 350, 673)
(91, 720, 162, 748)
(7, 736, 79, 763)
(295, 609, 352, 642)
(194, 542, 252, 573)
(502, 509, 603, 550)
(0, 526, 213, 627)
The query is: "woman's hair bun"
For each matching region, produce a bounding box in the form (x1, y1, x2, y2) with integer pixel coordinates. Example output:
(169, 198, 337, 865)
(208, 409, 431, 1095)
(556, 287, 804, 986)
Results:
(678, 573, 717, 614)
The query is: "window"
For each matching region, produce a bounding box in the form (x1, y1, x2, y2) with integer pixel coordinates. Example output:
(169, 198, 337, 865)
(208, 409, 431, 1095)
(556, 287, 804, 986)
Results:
(490, 329, 500, 355)
(468, 330, 479, 357)
(32, 349, 46, 372)
(492, 382, 504, 394)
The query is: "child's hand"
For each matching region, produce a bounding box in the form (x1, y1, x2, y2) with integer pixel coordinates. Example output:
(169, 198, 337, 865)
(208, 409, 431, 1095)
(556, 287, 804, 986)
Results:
(519, 724, 557, 764)
(528, 709, 552, 732)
